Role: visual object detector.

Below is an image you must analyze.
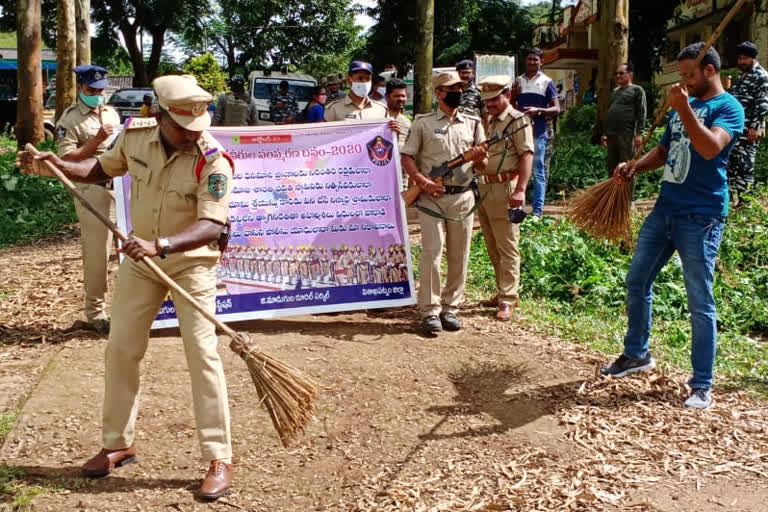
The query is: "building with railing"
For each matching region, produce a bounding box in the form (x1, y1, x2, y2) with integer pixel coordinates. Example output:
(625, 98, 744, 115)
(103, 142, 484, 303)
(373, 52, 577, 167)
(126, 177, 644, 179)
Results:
(531, 0, 600, 111)
(656, 0, 768, 93)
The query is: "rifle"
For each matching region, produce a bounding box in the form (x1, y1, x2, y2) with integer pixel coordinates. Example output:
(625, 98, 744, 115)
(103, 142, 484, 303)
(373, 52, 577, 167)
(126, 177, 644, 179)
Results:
(401, 117, 531, 206)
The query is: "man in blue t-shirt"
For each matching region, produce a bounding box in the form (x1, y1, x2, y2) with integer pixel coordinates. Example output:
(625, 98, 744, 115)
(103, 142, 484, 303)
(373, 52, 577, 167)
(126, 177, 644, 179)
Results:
(601, 43, 744, 410)
(514, 47, 559, 217)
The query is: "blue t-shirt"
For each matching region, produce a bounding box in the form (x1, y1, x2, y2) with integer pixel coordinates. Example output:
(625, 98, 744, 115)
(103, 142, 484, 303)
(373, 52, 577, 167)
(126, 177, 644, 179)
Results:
(657, 92, 744, 217)
(306, 104, 325, 123)
(516, 72, 557, 138)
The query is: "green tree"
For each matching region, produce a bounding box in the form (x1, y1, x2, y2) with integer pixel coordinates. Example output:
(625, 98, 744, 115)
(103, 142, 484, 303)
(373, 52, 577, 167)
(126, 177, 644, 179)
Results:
(91, 0, 209, 85)
(177, 0, 362, 78)
(628, 1, 681, 84)
(183, 53, 227, 93)
(363, 0, 536, 71)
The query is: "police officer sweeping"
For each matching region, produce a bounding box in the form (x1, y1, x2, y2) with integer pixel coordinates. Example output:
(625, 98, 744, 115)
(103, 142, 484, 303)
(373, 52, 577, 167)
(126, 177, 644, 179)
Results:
(19, 75, 236, 500)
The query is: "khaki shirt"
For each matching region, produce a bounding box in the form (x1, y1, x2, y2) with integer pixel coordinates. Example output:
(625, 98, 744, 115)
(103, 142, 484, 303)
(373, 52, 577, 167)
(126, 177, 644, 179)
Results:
(400, 109, 485, 187)
(324, 95, 388, 122)
(56, 102, 121, 157)
(482, 105, 534, 177)
(98, 120, 233, 264)
(389, 111, 412, 150)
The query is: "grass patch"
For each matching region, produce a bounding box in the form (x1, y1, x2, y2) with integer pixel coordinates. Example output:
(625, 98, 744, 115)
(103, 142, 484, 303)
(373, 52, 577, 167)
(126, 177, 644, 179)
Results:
(0, 464, 90, 511)
(0, 135, 76, 248)
(412, 188, 768, 398)
(0, 412, 17, 446)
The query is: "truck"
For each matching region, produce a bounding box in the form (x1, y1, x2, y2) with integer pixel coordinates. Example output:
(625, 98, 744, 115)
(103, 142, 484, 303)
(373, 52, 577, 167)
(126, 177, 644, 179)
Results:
(248, 70, 317, 124)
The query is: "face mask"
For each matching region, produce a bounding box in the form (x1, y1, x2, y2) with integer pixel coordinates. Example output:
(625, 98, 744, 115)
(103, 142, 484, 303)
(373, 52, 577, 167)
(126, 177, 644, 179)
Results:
(442, 90, 462, 109)
(376, 86, 386, 98)
(79, 91, 103, 108)
(350, 81, 372, 98)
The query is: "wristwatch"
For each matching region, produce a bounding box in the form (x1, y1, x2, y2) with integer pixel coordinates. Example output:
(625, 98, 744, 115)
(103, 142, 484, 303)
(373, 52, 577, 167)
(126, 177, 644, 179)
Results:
(156, 237, 171, 259)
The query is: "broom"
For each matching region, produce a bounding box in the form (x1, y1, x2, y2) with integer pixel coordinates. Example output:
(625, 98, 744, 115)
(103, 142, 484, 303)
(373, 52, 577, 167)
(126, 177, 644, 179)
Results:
(567, 0, 748, 241)
(24, 143, 318, 448)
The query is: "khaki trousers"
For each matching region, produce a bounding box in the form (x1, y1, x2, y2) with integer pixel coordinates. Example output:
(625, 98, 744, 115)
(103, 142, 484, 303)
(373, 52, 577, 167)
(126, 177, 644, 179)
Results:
(73, 183, 115, 322)
(102, 258, 232, 462)
(417, 190, 474, 317)
(476, 181, 521, 306)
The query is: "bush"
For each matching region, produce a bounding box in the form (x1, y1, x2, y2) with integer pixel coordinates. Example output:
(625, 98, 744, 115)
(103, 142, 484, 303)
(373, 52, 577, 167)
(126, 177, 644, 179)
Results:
(560, 103, 597, 134)
(183, 53, 228, 95)
(0, 136, 76, 247)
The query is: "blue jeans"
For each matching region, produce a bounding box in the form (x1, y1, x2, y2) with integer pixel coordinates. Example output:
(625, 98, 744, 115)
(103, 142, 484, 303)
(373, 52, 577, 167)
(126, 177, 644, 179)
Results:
(623, 208, 725, 389)
(530, 135, 548, 216)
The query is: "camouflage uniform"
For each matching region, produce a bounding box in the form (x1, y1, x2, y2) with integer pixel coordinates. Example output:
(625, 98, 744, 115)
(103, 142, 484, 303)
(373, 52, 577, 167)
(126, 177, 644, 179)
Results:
(269, 90, 299, 123)
(726, 62, 768, 197)
(327, 89, 347, 103)
(459, 85, 484, 117)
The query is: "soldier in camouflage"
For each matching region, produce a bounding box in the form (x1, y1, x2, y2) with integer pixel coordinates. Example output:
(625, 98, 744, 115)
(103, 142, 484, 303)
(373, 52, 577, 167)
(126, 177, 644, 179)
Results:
(456, 59, 484, 117)
(325, 74, 347, 102)
(725, 41, 768, 206)
(269, 80, 299, 124)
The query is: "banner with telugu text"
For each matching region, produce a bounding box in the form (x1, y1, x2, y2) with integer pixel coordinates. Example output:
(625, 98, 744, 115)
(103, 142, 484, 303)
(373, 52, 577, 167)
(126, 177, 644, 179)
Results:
(114, 120, 416, 329)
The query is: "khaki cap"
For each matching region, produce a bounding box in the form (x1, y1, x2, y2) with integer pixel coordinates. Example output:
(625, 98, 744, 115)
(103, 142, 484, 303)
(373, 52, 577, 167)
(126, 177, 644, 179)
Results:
(325, 74, 342, 85)
(431, 71, 463, 89)
(478, 74, 512, 100)
(153, 74, 212, 131)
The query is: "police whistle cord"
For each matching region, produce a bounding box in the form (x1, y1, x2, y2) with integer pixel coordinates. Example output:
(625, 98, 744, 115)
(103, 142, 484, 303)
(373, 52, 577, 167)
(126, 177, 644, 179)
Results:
(567, 0, 748, 242)
(25, 143, 318, 448)
(408, 117, 531, 222)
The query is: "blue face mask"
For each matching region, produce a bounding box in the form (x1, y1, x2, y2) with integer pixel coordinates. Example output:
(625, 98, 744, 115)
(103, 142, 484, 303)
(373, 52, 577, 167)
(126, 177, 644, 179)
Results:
(79, 91, 103, 108)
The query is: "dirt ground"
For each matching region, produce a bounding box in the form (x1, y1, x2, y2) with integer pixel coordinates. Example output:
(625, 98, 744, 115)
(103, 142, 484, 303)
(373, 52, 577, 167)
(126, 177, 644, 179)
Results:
(2, 234, 768, 512)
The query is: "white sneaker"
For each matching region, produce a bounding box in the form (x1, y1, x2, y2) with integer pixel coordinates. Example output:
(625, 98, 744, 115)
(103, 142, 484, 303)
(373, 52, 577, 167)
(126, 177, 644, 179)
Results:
(684, 388, 712, 409)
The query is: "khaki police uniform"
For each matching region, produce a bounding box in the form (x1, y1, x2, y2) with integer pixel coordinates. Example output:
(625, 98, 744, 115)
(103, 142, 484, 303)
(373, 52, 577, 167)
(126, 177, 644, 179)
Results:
(324, 94, 388, 122)
(401, 76, 485, 318)
(476, 75, 535, 307)
(96, 75, 233, 462)
(57, 101, 121, 324)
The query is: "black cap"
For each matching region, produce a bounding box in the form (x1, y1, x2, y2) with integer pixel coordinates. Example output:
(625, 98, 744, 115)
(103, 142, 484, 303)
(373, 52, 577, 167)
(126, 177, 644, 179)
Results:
(230, 75, 245, 86)
(736, 41, 758, 58)
(456, 59, 474, 70)
(279, 80, 289, 88)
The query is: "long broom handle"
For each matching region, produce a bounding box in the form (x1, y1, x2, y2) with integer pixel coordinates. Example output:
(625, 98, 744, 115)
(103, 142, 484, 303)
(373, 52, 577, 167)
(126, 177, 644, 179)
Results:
(632, 0, 748, 160)
(25, 143, 240, 340)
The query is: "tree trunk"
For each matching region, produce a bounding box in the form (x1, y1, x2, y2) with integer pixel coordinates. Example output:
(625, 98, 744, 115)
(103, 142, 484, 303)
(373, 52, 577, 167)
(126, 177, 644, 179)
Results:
(124, 26, 148, 86)
(56, 0, 77, 124)
(414, 0, 434, 114)
(75, 0, 91, 65)
(146, 26, 166, 83)
(16, 0, 44, 148)
(595, 0, 629, 137)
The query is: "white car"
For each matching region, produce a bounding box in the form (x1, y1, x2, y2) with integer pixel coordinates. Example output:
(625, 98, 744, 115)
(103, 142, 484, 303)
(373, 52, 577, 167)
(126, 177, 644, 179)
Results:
(248, 70, 317, 124)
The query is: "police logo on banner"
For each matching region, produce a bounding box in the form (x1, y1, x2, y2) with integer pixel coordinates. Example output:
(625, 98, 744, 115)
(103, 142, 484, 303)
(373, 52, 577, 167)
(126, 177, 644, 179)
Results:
(366, 136, 393, 167)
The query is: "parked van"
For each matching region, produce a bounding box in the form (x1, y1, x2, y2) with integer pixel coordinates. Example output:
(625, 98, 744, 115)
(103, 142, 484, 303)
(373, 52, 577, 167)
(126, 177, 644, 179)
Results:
(248, 70, 317, 124)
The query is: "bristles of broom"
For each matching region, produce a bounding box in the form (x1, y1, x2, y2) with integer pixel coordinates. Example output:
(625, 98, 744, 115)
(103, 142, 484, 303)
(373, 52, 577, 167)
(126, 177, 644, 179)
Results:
(568, 174, 633, 242)
(230, 334, 318, 448)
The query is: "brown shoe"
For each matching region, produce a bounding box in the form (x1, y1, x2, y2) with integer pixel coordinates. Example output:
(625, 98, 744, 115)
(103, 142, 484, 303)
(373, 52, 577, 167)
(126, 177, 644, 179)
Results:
(480, 295, 498, 308)
(198, 460, 233, 501)
(82, 444, 137, 478)
(496, 303, 513, 321)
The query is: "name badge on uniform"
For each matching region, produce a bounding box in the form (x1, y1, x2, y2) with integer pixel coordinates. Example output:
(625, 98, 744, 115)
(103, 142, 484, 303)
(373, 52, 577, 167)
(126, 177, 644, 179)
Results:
(434, 128, 447, 135)
(345, 113, 357, 119)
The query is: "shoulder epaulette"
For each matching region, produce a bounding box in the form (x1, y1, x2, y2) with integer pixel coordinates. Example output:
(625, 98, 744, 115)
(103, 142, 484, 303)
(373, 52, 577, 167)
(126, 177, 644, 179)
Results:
(61, 104, 78, 117)
(325, 99, 343, 109)
(123, 116, 157, 130)
(196, 131, 223, 164)
(413, 112, 433, 120)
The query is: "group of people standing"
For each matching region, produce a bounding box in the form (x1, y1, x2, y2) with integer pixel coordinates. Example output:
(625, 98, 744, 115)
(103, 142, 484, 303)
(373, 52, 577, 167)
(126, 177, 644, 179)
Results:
(14, 37, 766, 501)
(220, 244, 408, 287)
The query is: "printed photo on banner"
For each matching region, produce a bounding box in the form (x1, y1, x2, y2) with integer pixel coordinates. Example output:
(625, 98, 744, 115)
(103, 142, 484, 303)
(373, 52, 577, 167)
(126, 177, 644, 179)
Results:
(114, 120, 415, 328)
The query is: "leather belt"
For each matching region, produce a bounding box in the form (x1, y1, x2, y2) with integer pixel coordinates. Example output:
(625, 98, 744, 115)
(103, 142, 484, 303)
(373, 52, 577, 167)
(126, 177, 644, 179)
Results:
(478, 171, 518, 185)
(443, 185, 471, 194)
